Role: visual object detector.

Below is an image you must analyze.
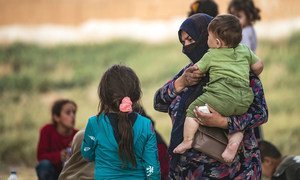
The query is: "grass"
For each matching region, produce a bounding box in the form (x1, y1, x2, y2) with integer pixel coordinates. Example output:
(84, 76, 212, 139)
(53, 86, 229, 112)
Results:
(0, 32, 300, 176)
(258, 33, 300, 154)
(0, 40, 186, 168)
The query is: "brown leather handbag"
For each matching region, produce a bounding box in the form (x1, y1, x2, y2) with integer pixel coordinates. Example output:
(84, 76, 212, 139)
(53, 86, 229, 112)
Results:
(192, 125, 229, 164)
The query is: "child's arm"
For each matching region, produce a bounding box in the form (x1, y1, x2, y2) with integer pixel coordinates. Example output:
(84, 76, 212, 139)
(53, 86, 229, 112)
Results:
(251, 60, 264, 76)
(195, 53, 210, 75)
(246, 45, 264, 76)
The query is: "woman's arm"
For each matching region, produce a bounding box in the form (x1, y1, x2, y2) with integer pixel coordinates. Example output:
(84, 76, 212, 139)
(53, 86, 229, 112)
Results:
(81, 117, 97, 162)
(154, 64, 204, 112)
(194, 74, 268, 134)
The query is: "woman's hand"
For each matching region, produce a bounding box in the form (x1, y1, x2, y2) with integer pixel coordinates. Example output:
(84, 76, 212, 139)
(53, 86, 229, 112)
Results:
(174, 65, 205, 93)
(193, 105, 228, 129)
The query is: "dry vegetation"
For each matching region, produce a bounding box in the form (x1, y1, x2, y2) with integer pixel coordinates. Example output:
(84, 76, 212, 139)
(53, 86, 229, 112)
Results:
(0, 32, 300, 178)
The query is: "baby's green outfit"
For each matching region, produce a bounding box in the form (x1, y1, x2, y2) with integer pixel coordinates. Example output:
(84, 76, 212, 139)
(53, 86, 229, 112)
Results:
(187, 44, 258, 117)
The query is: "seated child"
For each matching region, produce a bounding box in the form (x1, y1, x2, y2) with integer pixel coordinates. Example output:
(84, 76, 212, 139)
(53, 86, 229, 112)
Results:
(173, 14, 263, 163)
(36, 99, 78, 180)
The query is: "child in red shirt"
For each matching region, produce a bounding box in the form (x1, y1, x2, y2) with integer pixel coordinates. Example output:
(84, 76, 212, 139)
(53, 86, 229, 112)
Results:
(36, 99, 78, 180)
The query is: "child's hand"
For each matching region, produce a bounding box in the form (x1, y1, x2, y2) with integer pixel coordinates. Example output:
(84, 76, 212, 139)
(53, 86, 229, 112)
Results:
(60, 149, 71, 162)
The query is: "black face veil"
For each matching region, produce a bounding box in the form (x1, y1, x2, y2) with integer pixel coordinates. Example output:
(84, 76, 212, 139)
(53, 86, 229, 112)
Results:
(178, 13, 213, 64)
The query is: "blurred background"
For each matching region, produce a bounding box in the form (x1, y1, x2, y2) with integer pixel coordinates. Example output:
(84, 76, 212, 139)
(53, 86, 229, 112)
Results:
(0, 0, 300, 179)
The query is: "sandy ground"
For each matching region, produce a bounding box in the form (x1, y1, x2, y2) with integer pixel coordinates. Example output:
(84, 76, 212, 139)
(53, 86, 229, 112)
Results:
(0, 166, 36, 180)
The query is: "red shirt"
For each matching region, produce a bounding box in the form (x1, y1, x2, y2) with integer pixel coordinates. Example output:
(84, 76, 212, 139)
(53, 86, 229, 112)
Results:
(37, 123, 78, 172)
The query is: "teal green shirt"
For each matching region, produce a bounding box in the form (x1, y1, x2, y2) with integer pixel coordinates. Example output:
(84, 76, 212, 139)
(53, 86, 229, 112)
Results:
(81, 113, 160, 180)
(187, 44, 258, 117)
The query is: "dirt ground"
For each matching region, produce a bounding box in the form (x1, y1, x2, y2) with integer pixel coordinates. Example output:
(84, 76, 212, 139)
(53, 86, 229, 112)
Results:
(0, 167, 36, 180)
(0, 0, 300, 25)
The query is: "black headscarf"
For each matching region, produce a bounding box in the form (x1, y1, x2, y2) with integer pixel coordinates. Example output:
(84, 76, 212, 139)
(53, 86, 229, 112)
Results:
(167, 14, 213, 167)
(178, 13, 213, 64)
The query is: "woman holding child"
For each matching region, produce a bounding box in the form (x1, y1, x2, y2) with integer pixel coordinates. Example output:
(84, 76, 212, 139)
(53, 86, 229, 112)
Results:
(154, 13, 268, 179)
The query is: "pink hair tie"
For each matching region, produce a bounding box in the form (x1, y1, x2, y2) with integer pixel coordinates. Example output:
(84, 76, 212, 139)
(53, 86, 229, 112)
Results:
(119, 97, 133, 113)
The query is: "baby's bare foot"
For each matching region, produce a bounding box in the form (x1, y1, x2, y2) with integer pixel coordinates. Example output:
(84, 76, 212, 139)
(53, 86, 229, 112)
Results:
(173, 140, 193, 154)
(222, 142, 239, 162)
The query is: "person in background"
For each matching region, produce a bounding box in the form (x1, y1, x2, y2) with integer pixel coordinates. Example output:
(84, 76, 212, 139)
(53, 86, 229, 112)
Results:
(188, 0, 219, 17)
(228, 0, 264, 140)
(36, 99, 78, 180)
(135, 106, 169, 180)
(81, 65, 160, 179)
(58, 130, 94, 180)
(258, 140, 300, 180)
(228, 0, 261, 53)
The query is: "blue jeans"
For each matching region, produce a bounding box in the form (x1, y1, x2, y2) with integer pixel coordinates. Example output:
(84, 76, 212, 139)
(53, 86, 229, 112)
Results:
(36, 160, 59, 180)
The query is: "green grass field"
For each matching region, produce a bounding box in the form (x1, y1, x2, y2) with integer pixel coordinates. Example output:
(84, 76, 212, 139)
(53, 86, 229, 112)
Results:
(0, 32, 299, 176)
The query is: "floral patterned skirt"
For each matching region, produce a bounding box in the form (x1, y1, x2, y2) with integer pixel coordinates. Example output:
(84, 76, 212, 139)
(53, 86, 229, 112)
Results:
(169, 148, 261, 180)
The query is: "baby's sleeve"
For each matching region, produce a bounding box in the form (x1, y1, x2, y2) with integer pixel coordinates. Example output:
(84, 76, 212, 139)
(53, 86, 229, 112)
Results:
(247, 46, 259, 65)
(196, 53, 211, 73)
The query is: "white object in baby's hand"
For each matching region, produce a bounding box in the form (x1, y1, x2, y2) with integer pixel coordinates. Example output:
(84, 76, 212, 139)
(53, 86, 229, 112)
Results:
(198, 105, 210, 114)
